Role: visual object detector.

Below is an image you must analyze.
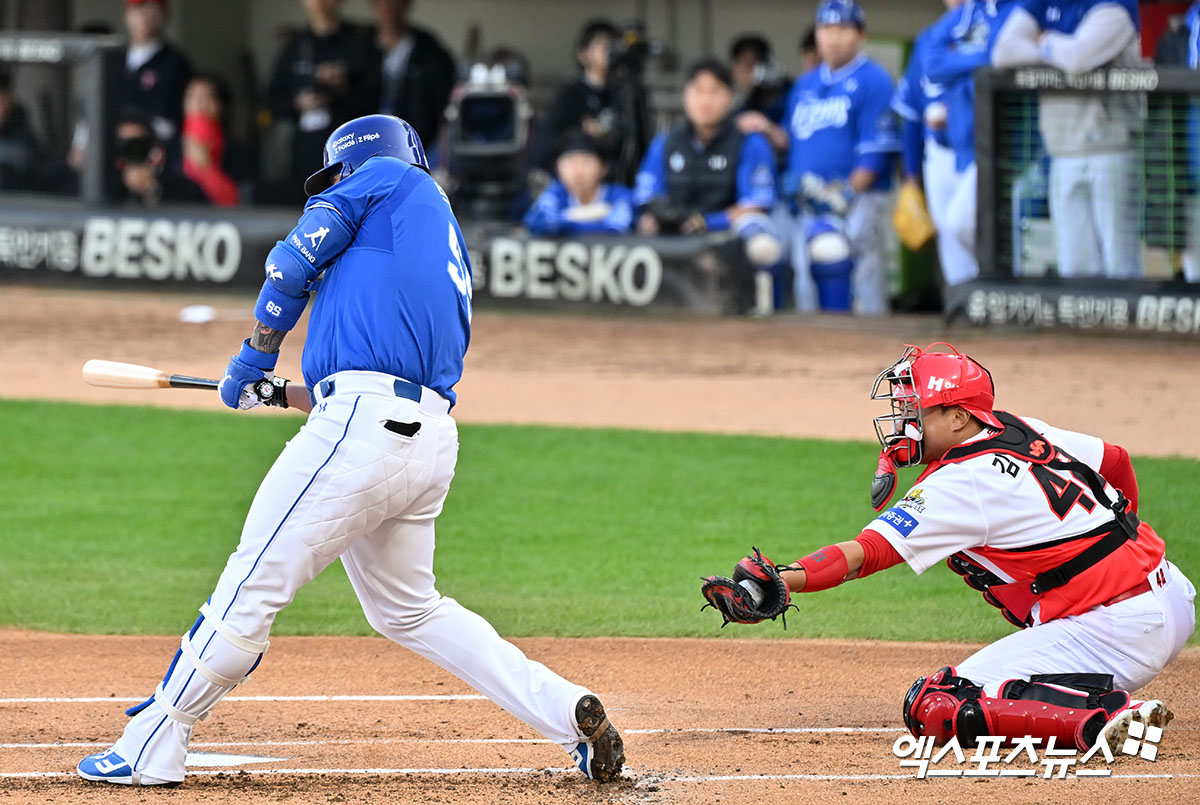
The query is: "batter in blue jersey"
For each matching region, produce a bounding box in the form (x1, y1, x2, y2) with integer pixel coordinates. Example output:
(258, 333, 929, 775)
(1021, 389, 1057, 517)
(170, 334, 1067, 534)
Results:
(779, 0, 899, 315)
(78, 115, 626, 789)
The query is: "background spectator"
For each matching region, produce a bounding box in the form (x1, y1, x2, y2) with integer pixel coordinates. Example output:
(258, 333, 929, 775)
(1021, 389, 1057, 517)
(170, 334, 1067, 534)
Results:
(799, 28, 820, 74)
(729, 34, 788, 123)
(992, 0, 1144, 279)
(372, 0, 457, 161)
(267, 0, 380, 202)
(0, 71, 48, 191)
(122, 0, 191, 160)
(523, 131, 633, 235)
(115, 111, 207, 206)
(531, 19, 621, 173)
(634, 59, 776, 236)
(182, 73, 239, 206)
(634, 59, 779, 314)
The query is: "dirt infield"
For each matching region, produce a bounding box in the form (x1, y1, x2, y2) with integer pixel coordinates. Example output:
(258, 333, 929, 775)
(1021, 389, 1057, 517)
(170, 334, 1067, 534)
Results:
(2, 633, 1197, 803)
(2, 285, 1198, 802)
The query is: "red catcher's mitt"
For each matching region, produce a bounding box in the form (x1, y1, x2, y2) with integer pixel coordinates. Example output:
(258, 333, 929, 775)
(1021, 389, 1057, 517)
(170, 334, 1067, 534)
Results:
(701, 547, 795, 627)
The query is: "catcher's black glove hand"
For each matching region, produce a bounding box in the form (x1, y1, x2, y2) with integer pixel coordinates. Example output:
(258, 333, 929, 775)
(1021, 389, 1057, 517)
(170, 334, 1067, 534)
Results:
(701, 547, 795, 628)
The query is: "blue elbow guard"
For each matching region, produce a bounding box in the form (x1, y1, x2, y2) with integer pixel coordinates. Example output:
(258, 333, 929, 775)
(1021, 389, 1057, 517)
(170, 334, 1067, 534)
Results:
(286, 201, 355, 271)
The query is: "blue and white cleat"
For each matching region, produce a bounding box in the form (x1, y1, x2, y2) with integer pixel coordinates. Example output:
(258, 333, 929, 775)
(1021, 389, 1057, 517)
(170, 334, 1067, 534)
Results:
(569, 695, 625, 782)
(77, 747, 176, 786)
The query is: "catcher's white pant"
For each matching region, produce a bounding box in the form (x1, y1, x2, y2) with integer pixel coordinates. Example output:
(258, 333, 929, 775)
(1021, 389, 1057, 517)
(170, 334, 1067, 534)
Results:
(110, 370, 591, 783)
(923, 140, 979, 286)
(1049, 150, 1143, 279)
(957, 558, 1196, 697)
(792, 191, 891, 315)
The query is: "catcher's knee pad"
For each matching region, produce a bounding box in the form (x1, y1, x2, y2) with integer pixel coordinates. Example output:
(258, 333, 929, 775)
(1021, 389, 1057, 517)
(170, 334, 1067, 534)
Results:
(903, 666, 987, 745)
(905, 668, 1130, 751)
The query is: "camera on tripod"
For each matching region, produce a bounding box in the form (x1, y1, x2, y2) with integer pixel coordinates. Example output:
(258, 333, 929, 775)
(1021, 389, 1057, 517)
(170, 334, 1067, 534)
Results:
(444, 62, 533, 219)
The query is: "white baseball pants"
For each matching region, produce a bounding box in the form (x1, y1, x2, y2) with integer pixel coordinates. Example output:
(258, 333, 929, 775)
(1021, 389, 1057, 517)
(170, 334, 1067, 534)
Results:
(1049, 151, 1143, 279)
(957, 558, 1196, 697)
(112, 371, 591, 782)
(924, 141, 979, 286)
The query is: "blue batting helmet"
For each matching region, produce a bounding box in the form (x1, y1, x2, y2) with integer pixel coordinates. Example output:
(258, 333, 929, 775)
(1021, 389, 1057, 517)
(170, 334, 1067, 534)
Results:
(304, 114, 430, 196)
(815, 0, 865, 28)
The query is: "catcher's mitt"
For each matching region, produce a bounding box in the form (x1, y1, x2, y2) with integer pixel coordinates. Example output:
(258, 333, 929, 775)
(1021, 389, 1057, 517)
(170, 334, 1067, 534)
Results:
(701, 547, 795, 628)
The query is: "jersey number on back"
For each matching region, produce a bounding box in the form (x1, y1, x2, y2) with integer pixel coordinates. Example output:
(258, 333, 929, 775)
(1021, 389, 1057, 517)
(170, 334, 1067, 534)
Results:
(1029, 454, 1097, 521)
(446, 222, 472, 321)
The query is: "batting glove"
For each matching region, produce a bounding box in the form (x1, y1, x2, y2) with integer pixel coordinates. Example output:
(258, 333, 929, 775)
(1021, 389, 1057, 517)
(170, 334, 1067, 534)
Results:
(219, 340, 278, 410)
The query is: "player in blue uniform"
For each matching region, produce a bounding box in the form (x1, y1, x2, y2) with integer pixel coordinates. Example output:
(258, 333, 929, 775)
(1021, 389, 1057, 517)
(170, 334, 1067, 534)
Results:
(919, 0, 1019, 285)
(523, 131, 634, 235)
(77, 114, 625, 787)
(893, 4, 962, 284)
(780, 0, 900, 314)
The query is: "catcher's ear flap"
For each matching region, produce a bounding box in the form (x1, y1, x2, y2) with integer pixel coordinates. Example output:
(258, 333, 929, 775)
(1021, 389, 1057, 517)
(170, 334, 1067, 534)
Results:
(871, 450, 898, 511)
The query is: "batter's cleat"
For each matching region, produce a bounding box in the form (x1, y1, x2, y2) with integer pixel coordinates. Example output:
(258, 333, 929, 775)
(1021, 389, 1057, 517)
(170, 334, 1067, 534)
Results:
(570, 694, 625, 782)
(77, 747, 177, 786)
(1095, 699, 1174, 757)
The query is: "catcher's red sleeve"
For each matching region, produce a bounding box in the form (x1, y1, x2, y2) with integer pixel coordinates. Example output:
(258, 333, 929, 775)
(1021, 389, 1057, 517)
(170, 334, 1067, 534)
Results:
(855, 529, 904, 578)
(1100, 442, 1138, 513)
(795, 545, 849, 591)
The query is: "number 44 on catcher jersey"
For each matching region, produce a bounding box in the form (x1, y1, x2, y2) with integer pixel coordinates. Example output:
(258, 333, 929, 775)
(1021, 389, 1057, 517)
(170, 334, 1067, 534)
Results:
(870, 415, 1164, 624)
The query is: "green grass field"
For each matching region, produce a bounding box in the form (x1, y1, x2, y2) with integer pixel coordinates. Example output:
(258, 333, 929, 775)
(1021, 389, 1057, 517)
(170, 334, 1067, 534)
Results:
(2, 399, 1196, 644)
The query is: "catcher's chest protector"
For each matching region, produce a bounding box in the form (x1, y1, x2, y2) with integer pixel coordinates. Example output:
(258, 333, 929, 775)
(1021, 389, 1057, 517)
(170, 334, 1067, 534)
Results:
(937, 412, 1139, 627)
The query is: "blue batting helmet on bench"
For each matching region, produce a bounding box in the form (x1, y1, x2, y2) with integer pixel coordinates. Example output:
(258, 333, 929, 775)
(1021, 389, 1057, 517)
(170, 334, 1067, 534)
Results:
(304, 114, 430, 196)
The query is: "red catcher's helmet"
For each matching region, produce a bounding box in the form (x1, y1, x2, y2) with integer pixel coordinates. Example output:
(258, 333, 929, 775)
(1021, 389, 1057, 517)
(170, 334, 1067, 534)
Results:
(870, 343, 1000, 468)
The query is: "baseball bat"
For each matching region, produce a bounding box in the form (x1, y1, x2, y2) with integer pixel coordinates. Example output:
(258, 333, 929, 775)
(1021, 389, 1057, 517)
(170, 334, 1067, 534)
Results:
(82, 359, 218, 391)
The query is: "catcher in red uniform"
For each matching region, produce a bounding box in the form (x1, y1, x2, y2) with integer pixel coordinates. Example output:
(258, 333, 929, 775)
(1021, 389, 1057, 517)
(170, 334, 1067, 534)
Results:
(703, 343, 1196, 754)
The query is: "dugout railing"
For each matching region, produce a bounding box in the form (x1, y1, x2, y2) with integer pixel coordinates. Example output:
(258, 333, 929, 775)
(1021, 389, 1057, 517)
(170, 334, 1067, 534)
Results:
(963, 66, 1200, 337)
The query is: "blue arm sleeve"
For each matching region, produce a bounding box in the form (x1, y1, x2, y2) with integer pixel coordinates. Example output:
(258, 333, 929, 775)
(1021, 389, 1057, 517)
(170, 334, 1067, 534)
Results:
(522, 184, 563, 235)
(924, 44, 990, 86)
(923, 7, 991, 85)
(633, 134, 667, 207)
(703, 210, 731, 231)
(253, 199, 356, 330)
(736, 133, 778, 210)
(901, 117, 925, 178)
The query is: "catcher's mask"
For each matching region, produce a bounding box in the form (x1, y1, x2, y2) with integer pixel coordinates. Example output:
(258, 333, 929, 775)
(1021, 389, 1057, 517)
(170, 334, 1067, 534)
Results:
(870, 343, 999, 469)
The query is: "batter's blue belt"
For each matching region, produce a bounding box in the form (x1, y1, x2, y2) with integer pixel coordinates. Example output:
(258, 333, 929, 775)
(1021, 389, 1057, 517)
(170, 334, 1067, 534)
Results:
(316, 376, 421, 403)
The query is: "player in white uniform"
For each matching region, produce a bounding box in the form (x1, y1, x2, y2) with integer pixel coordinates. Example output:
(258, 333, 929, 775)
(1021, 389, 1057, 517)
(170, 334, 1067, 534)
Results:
(709, 344, 1195, 753)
